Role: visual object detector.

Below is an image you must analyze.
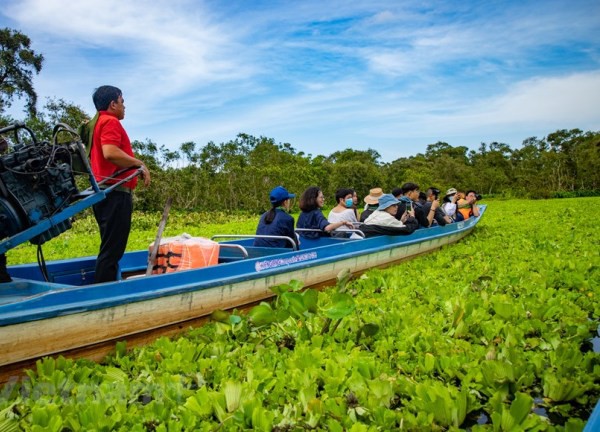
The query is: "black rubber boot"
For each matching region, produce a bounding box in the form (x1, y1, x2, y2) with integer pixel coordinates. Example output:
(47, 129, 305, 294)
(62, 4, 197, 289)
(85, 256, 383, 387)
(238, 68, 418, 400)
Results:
(0, 253, 12, 283)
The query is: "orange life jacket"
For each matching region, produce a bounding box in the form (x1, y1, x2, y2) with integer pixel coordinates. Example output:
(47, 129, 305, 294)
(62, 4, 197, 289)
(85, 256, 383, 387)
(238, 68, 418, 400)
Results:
(456, 200, 473, 220)
(151, 236, 220, 274)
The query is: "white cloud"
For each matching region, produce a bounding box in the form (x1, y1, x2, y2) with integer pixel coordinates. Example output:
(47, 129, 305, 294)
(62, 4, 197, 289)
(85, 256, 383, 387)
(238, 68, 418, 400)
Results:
(4, 0, 252, 108)
(450, 71, 600, 128)
(1, 0, 599, 161)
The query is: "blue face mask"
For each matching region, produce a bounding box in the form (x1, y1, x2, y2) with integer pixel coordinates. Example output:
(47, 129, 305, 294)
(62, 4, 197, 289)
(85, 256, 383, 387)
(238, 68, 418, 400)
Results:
(345, 198, 354, 208)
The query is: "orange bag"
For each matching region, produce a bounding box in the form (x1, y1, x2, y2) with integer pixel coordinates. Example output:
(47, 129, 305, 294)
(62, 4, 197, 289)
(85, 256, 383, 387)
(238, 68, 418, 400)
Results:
(150, 234, 220, 274)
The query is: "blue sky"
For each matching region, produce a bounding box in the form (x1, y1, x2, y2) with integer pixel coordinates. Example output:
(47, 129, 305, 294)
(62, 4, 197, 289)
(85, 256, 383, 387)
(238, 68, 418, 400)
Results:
(1, 0, 599, 162)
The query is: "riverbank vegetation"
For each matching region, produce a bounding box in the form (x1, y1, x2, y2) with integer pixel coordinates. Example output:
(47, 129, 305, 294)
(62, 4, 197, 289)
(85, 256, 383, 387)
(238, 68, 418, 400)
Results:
(1, 97, 599, 214)
(2, 199, 599, 430)
(1, 28, 600, 215)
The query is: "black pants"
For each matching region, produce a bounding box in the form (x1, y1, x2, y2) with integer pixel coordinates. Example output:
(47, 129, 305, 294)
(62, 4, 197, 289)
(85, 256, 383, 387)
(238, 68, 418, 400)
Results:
(93, 191, 133, 283)
(0, 254, 11, 283)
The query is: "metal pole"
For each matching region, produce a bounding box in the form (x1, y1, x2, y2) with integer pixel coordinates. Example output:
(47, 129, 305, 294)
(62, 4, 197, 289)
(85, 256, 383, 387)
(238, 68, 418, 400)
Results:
(146, 197, 173, 276)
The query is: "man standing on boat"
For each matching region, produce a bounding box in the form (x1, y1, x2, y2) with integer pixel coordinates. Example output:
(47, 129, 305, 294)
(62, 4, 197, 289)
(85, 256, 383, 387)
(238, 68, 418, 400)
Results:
(89, 85, 151, 283)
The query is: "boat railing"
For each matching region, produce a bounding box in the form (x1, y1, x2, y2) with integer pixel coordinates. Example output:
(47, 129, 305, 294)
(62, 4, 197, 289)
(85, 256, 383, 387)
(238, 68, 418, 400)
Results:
(295, 228, 324, 235)
(211, 234, 298, 251)
(295, 228, 365, 239)
(217, 243, 249, 259)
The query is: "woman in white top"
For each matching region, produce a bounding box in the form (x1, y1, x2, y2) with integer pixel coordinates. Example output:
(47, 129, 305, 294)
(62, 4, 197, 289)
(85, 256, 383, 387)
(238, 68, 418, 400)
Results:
(442, 187, 459, 219)
(328, 188, 361, 239)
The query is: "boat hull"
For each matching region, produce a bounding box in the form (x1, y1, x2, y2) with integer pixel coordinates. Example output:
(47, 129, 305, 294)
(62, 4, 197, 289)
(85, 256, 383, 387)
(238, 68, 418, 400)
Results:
(0, 210, 483, 375)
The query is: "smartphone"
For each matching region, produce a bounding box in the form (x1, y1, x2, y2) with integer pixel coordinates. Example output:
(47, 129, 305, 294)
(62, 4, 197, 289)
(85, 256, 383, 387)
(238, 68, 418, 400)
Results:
(406, 202, 412, 212)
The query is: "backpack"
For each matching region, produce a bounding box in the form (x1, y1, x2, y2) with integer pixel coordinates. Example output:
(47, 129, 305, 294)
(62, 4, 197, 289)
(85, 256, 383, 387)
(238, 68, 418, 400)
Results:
(72, 113, 99, 174)
(77, 112, 99, 157)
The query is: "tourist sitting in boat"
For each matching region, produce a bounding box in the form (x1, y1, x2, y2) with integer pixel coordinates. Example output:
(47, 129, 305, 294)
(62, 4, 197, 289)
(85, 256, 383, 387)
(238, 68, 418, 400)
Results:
(442, 188, 462, 221)
(297, 186, 354, 239)
(361, 194, 419, 237)
(254, 186, 296, 248)
(360, 187, 384, 222)
(421, 186, 452, 227)
(392, 184, 417, 221)
(456, 190, 481, 219)
(393, 182, 442, 228)
(328, 188, 362, 239)
(351, 189, 359, 220)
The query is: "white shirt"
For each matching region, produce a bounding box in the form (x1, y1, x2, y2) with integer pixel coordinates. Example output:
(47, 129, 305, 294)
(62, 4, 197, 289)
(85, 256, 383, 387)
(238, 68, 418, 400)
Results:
(442, 202, 457, 217)
(364, 210, 407, 228)
(328, 208, 361, 239)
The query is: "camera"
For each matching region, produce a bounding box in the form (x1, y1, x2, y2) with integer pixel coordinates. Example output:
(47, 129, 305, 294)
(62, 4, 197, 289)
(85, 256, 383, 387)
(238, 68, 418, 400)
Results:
(431, 188, 440, 200)
(475, 193, 483, 201)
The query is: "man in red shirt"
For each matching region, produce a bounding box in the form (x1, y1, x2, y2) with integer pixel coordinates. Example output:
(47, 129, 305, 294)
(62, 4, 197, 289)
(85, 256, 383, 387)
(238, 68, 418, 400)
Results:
(90, 85, 150, 282)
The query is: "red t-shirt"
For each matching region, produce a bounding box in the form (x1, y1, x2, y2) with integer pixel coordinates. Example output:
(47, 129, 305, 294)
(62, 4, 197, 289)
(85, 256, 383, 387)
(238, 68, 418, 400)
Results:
(90, 111, 138, 190)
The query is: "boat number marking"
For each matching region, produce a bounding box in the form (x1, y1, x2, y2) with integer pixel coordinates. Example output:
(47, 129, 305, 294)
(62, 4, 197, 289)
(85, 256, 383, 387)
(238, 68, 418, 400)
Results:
(255, 251, 318, 272)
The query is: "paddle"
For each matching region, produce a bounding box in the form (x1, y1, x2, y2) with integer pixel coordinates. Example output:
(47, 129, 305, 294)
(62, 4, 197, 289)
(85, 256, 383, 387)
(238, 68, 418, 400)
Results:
(146, 197, 173, 276)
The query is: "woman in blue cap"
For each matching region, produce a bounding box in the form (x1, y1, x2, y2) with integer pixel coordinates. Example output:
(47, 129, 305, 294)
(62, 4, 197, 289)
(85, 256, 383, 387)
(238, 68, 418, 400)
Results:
(254, 186, 296, 248)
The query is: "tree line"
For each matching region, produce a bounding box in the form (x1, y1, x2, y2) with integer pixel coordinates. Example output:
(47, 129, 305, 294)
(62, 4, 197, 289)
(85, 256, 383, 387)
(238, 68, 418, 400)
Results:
(1, 28, 599, 213)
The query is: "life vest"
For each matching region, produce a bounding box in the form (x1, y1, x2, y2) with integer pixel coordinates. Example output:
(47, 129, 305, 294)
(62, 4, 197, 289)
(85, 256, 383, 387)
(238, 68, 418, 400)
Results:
(456, 200, 473, 220)
(151, 235, 220, 274)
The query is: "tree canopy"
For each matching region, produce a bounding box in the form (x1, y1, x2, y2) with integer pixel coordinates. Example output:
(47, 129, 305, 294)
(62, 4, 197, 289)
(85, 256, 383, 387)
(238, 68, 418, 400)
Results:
(0, 28, 44, 116)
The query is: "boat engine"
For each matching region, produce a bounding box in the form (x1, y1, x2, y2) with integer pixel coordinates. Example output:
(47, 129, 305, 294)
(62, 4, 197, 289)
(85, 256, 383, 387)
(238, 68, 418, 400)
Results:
(0, 122, 87, 246)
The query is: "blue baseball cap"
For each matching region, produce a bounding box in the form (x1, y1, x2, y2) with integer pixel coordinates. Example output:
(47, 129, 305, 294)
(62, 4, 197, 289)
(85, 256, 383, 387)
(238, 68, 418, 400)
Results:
(269, 186, 295, 204)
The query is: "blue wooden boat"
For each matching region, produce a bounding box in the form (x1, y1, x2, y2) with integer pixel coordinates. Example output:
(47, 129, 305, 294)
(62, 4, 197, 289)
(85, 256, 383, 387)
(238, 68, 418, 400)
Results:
(0, 208, 485, 375)
(585, 400, 600, 432)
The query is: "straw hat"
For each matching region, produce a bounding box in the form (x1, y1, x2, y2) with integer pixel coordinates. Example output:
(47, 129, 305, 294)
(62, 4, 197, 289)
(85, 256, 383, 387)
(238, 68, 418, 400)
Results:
(445, 187, 457, 196)
(364, 187, 384, 205)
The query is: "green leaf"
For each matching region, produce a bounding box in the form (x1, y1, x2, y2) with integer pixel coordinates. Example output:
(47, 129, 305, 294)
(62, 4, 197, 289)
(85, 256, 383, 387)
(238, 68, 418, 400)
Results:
(508, 393, 533, 426)
(281, 291, 307, 318)
(288, 279, 304, 292)
(360, 323, 379, 337)
(102, 366, 128, 384)
(323, 293, 356, 319)
(115, 340, 127, 358)
(270, 283, 291, 295)
(224, 381, 242, 413)
(248, 303, 275, 327)
(184, 387, 213, 419)
(302, 289, 319, 314)
(336, 268, 352, 291)
(356, 323, 380, 344)
(211, 309, 231, 323)
(229, 314, 242, 325)
(251, 405, 274, 431)
(0, 405, 19, 432)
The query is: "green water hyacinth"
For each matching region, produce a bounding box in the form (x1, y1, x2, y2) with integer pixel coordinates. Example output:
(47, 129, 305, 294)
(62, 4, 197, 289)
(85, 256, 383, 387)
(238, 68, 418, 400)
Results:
(0, 198, 599, 430)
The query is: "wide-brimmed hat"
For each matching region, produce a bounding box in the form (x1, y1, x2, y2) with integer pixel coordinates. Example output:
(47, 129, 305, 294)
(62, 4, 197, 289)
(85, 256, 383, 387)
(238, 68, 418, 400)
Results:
(364, 187, 384, 205)
(377, 194, 401, 211)
(445, 187, 457, 196)
(270, 186, 295, 204)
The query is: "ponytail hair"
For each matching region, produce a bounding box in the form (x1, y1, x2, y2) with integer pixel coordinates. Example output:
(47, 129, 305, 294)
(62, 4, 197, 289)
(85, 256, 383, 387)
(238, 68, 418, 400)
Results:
(265, 200, 285, 224)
